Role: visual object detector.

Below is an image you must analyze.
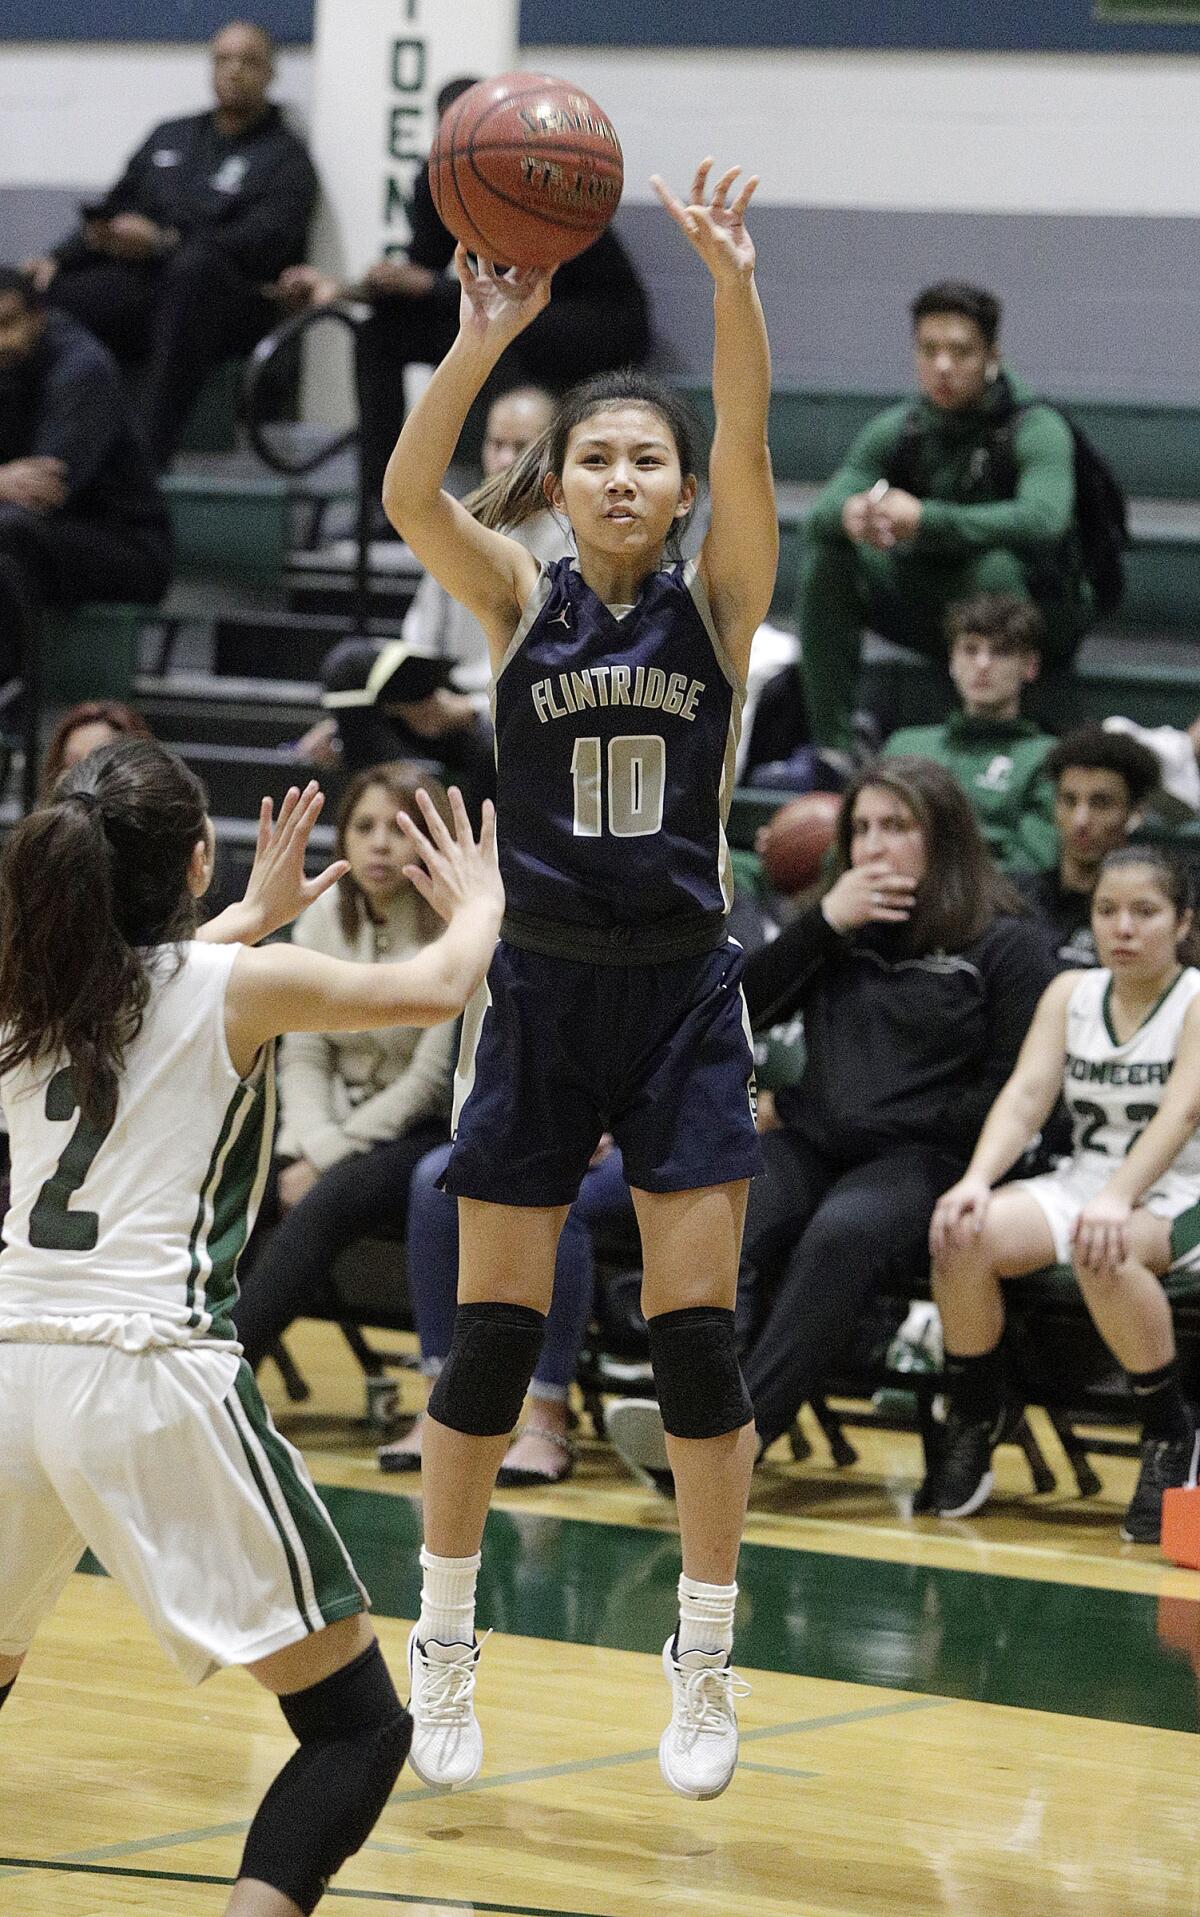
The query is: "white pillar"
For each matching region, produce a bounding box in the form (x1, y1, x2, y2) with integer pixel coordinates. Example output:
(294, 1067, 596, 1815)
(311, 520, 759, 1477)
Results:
(304, 0, 517, 424)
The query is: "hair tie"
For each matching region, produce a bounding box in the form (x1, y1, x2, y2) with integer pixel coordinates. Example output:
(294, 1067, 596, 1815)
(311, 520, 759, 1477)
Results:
(69, 789, 100, 816)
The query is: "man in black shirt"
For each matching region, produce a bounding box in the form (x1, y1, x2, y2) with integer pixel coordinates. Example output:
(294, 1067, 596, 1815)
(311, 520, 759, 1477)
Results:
(276, 77, 652, 515)
(0, 268, 170, 725)
(24, 22, 317, 466)
(1015, 725, 1161, 967)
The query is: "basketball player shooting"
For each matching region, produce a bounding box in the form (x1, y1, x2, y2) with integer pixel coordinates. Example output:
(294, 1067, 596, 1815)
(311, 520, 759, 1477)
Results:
(382, 157, 777, 1801)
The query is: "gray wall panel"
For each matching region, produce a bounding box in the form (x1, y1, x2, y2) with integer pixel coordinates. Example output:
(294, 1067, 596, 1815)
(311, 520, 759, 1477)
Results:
(619, 204, 1200, 403)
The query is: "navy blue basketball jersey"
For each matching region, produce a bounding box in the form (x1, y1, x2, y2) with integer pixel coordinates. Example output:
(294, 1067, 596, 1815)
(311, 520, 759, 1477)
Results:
(493, 557, 744, 929)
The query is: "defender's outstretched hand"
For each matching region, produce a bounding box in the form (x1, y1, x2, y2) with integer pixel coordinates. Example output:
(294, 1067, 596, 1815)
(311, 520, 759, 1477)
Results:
(198, 781, 350, 947)
(454, 243, 552, 355)
(399, 787, 504, 929)
(652, 159, 758, 284)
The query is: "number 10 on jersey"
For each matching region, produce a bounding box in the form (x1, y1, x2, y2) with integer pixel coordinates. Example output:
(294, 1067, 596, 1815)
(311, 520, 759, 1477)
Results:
(571, 734, 666, 839)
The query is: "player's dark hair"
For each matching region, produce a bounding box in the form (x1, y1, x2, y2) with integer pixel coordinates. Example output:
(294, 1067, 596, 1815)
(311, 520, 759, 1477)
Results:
(828, 755, 1025, 955)
(437, 75, 480, 119)
(1094, 845, 1200, 965)
(0, 263, 42, 310)
(0, 739, 208, 1127)
(1043, 725, 1162, 810)
(469, 370, 704, 560)
(944, 591, 1044, 658)
(333, 761, 449, 946)
(911, 281, 1001, 348)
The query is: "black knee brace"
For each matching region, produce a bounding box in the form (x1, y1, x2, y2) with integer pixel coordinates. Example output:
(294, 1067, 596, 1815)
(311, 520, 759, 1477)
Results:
(238, 1640, 411, 1915)
(426, 1300, 545, 1436)
(648, 1306, 753, 1440)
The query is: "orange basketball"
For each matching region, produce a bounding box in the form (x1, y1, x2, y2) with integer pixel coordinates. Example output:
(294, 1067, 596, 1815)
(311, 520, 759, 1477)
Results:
(758, 792, 843, 895)
(429, 71, 624, 269)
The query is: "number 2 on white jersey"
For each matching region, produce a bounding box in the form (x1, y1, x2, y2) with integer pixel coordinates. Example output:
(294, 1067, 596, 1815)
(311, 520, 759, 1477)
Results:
(571, 734, 665, 839)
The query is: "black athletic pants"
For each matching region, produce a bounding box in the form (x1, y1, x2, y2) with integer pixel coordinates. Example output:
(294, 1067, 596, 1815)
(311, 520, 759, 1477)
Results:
(355, 284, 652, 506)
(233, 1120, 448, 1371)
(0, 503, 170, 679)
(50, 244, 273, 466)
(737, 1127, 964, 1450)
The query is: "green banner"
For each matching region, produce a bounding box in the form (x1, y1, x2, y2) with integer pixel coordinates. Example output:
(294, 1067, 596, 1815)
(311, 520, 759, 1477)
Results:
(1097, 0, 1200, 18)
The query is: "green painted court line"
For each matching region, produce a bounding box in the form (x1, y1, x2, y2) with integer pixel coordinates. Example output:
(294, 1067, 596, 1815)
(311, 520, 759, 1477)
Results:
(387, 1695, 943, 1802)
(0, 1822, 251, 1882)
(0, 1858, 604, 1914)
(74, 1481, 1200, 1733)
(739, 1762, 820, 1777)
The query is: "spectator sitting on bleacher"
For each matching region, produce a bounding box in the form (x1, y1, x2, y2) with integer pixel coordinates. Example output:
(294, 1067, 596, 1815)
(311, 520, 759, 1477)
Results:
(300, 387, 565, 813)
(799, 281, 1093, 757)
(24, 22, 317, 467)
(38, 697, 151, 801)
(0, 268, 171, 686)
(271, 76, 651, 530)
(1015, 725, 1162, 969)
(377, 1135, 634, 1485)
(232, 764, 456, 1371)
(606, 758, 1053, 1490)
(929, 845, 1200, 1544)
(882, 593, 1056, 873)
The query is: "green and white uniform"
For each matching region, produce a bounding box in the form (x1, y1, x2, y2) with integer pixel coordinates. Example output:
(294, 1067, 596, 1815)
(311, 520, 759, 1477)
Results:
(1015, 966, 1200, 1268)
(0, 942, 366, 1682)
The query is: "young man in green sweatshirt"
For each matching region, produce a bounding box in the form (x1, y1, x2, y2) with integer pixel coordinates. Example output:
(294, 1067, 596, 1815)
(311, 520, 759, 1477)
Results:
(882, 592, 1056, 872)
(800, 281, 1092, 752)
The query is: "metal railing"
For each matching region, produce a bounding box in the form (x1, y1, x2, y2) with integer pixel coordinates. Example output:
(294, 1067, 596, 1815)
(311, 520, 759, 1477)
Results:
(239, 301, 375, 632)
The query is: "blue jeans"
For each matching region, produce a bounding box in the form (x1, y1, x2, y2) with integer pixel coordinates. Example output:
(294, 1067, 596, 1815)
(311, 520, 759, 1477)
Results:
(405, 1142, 632, 1399)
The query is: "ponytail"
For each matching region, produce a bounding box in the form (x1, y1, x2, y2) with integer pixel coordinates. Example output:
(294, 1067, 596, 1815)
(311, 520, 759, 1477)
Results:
(0, 739, 208, 1126)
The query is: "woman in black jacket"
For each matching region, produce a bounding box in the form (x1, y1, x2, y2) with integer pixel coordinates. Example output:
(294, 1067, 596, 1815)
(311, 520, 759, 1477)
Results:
(609, 757, 1055, 1474)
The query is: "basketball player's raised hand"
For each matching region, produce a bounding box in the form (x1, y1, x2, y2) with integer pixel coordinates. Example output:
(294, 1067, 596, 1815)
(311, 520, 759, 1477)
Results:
(454, 242, 553, 355)
(205, 781, 350, 946)
(399, 786, 504, 930)
(651, 159, 758, 284)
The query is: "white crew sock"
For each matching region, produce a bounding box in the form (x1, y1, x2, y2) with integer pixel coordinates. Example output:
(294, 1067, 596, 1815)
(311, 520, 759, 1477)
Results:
(676, 1573, 737, 1658)
(417, 1547, 481, 1647)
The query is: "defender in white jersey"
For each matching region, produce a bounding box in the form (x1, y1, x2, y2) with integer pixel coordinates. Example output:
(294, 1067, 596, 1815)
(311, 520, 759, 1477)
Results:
(0, 741, 502, 1917)
(929, 847, 1200, 1542)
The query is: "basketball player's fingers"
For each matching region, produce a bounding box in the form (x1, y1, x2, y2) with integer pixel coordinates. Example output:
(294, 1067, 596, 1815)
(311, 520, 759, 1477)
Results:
(254, 795, 274, 861)
(710, 166, 741, 210)
(690, 156, 714, 204)
(453, 244, 477, 292)
(477, 797, 497, 859)
(444, 783, 475, 850)
(302, 858, 351, 903)
(413, 786, 458, 855)
(731, 174, 760, 219)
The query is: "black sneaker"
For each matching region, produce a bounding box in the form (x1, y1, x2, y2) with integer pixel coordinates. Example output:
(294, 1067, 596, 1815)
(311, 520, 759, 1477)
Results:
(1120, 1416, 1200, 1544)
(927, 1409, 999, 1518)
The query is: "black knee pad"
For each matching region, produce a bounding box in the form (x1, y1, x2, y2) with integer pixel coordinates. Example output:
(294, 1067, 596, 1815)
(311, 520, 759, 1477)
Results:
(648, 1306, 753, 1440)
(427, 1300, 545, 1436)
(239, 1639, 411, 1915)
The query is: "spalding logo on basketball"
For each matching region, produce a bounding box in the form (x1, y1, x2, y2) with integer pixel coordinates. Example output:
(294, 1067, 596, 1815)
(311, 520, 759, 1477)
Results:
(430, 71, 624, 270)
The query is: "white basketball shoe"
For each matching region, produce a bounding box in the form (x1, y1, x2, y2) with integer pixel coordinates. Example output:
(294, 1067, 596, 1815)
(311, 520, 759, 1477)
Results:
(406, 1627, 484, 1790)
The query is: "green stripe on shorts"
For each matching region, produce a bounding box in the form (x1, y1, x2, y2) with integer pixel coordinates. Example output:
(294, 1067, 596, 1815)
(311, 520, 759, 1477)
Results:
(233, 1365, 365, 1628)
(1169, 1198, 1200, 1273)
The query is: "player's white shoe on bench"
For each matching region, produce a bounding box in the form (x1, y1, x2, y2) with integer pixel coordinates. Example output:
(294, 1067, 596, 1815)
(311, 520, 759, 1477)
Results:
(659, 1635, 749, 1800)
(406, 1628, 484, 1789)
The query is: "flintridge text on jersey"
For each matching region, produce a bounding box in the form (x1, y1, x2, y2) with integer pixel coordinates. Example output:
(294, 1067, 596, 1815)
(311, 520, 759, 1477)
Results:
(531, 664, 705, 726)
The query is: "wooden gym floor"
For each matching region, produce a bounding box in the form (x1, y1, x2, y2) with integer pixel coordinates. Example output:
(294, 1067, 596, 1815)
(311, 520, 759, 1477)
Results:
(3, 1320, 1198, 1916)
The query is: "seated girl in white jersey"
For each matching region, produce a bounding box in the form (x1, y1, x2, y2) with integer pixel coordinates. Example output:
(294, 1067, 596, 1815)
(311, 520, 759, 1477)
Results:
(0, 740, 502, 1917)
(380, 159, 777, 1801)
(929, 846, 1200, 1543)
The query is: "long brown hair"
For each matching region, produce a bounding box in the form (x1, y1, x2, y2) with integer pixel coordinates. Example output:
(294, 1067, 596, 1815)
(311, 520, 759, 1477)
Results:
(333, 762, 450, 946)
(39, 699, 152, 802)
(828, 756, 1025, 954)
(0, 739, 208, 1125)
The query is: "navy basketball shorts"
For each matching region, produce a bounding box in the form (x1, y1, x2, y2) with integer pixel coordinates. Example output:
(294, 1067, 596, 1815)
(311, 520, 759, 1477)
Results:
(444, 938, 764, 1207)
